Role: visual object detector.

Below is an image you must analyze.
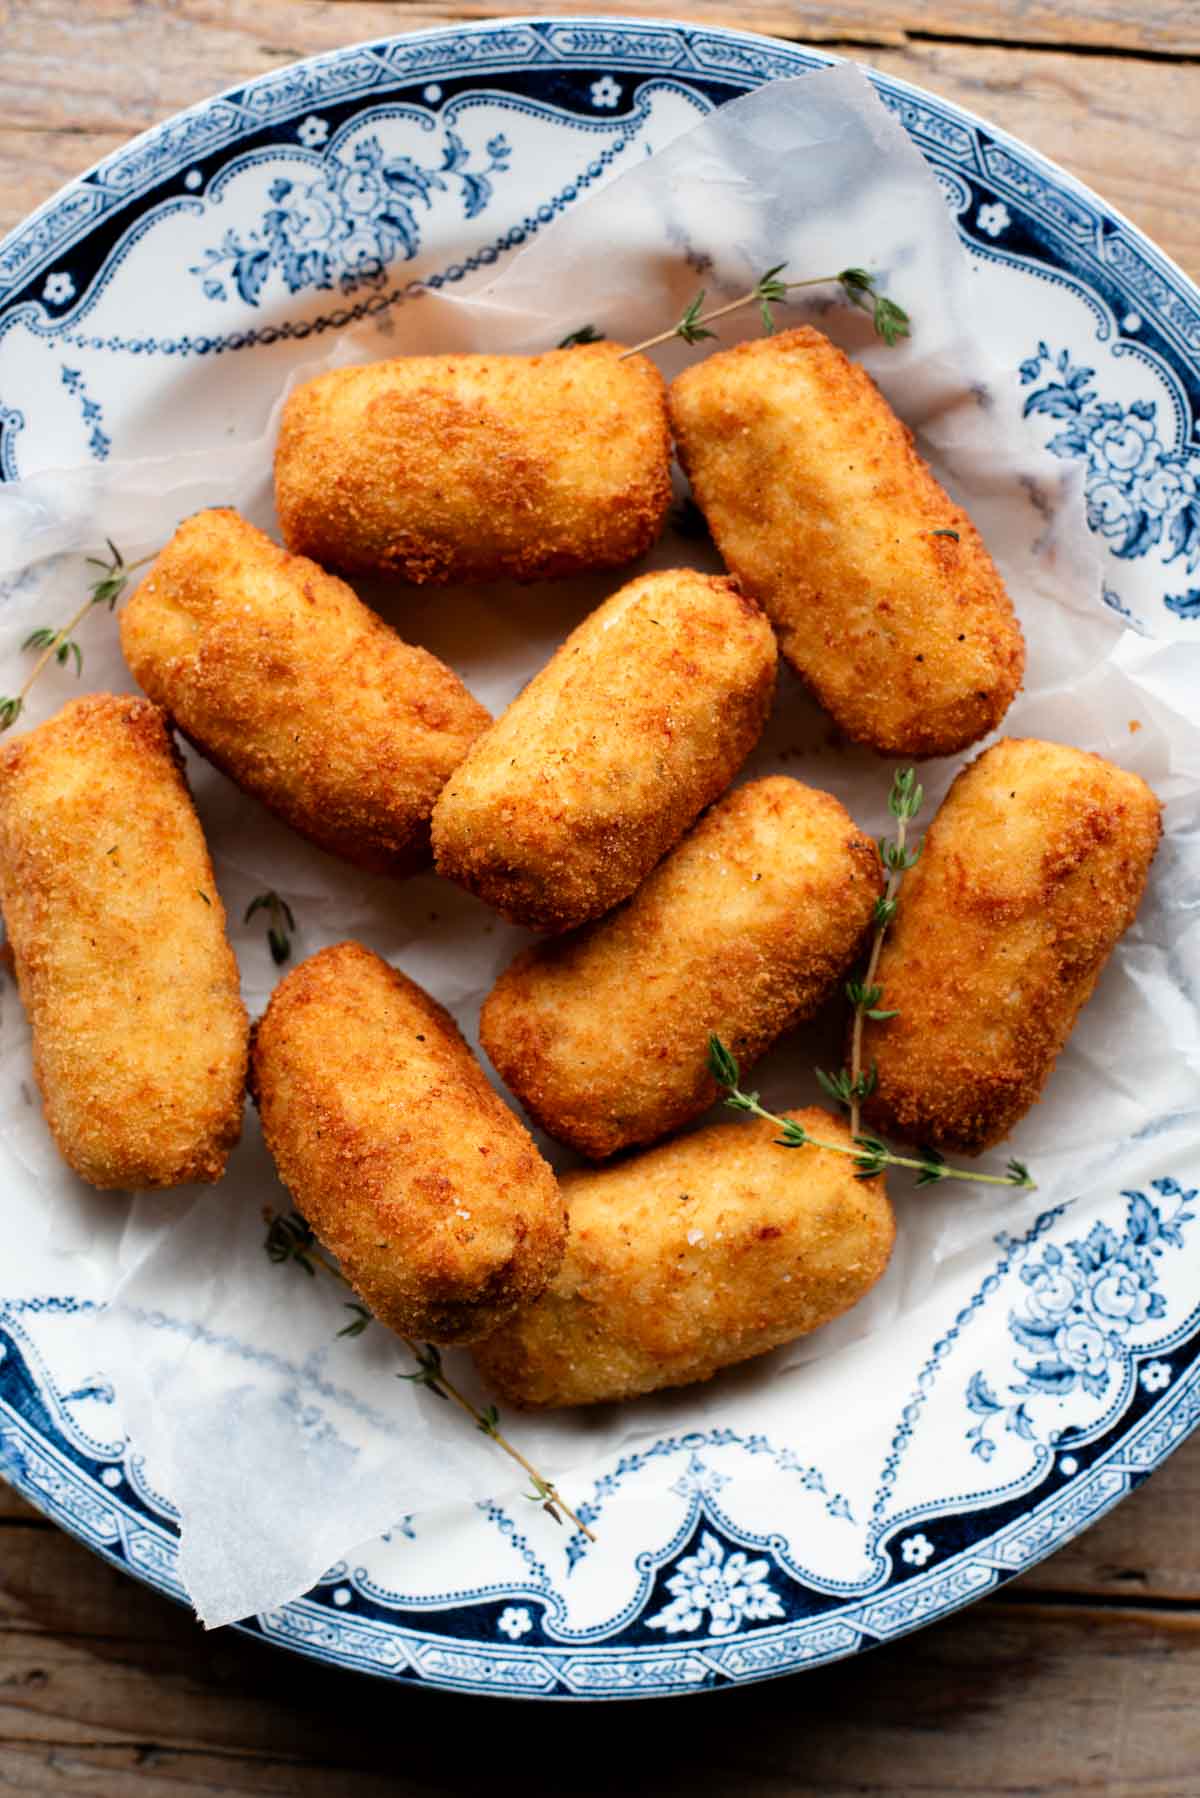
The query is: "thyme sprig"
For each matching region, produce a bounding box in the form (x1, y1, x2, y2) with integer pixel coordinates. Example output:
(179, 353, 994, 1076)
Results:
(841, 765, 923, 1138)
(262, 1208, 595, 1540)
(245, 891, 296, 965)
(617, 264, 910, 361)
(707, 1038, 1035, 1192)
(0, 541, 155, 734)
(704, 766, 1034, 1194)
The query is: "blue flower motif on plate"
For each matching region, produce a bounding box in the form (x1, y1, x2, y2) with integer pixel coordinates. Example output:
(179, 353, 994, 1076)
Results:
(645, 1530, 785, 1638)
(60, 365, 109, 462)
(975, 201, 1010, 239)
(1020, 343, 1200, 571)
(965, 1180, 1195, 1460)
(188, 128, 513, 307)
(497, 1604, 533, 1639)
(5, 17, 1200, 1701)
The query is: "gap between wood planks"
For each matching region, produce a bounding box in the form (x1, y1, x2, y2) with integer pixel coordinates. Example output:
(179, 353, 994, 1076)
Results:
(311, 0, 1200, 60)
(905, 30, 1198, 66)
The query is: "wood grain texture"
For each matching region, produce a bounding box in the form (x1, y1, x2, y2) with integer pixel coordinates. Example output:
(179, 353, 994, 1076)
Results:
(3, 1440, 1200, 1794)
(2, 4, 1200, 1792)
(3, 1451, 1200, 1795)
(1, 3, 1198, 276)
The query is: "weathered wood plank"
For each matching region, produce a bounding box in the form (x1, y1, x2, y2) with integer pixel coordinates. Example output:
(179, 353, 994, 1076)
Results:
(2, 1575, 1200, 1793)
(346, 0, 1200, 53)
(0, 1489, 47, 1525)
(1, 11, 1196, 279)
(1028, 1452, 1200, 1601)
(6, 0, 1200, 72)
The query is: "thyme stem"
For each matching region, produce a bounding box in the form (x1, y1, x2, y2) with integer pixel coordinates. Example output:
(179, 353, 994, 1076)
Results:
(1, 545, 156, 734)
(620, 288, 771, 358)
(419, 1364, 593, 1540)
(18, 591, 97, 703)
(618, 265, 909, 360)
(712, 1076, 1035, 1191)
(706, 790, 1036, 1191)
(262, 1208, 595, 1542)
(849, 780, 915, 1135)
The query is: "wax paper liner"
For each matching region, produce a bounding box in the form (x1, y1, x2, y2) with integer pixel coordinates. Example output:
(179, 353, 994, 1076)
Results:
(2, 65, 1198, 1627)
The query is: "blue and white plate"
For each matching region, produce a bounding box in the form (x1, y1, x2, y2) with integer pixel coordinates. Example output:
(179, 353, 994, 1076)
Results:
(2, 18, 1199, 1699)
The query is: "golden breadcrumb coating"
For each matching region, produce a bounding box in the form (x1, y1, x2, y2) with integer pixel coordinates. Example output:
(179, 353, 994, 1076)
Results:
(431, 569, 777, 932)
(0, 696, 248, 1189)
(481, 776, 882, 1158)
(862, 738, 1161, 1153)
(668, 326, 1025, 758)
(472, 1111, 894, 1408)
(274, 343, 672, 584)
(251, 941, 566, 1344)
(120, 508, 490, 875)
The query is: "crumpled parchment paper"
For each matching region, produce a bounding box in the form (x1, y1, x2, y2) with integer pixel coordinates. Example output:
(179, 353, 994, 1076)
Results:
(2, 64, 1199, 1627)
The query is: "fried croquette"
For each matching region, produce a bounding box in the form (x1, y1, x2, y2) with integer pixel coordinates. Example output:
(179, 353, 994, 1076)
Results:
(861, 738, 1161, 1154)
(251, 941, 566, 1344)
(471, 1111, 894, 1407)
(274, 343, 672, 585)
(0, 696, 248, 1189)
(431, 569, 777, 932)
(480, 776, 882, 1158)
(120, 509, 490, 875)
(668, 327, 1025, 758)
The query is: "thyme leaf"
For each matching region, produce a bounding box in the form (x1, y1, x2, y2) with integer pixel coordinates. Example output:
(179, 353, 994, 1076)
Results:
(245, 891, 296, 965)
(558, 324, 603, 348)
(3, 540, 156, 733)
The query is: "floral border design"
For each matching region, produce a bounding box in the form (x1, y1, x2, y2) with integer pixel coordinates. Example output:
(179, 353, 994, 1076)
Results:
(645, 1530, 785, 1637)
(966, 1180, 1195, 1460)
(59, 364, 109, 461)
(189, 127, 512, 306)
(7, 1296, 1200, 1696)
(1020, 343, 1200, 571)
(4, 19, 1200, 1698)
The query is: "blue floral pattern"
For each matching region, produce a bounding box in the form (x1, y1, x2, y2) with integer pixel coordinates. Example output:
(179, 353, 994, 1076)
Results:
(645, 1531, 785, 1637)
(5, 18, 1200, 1700)
(497, 1604, 532, 1639)
(1020, 343, 1200, 569)
(60, 365, 109, 461)
(966, 1181, 1196, 1460)
(189, 129, 512, 306)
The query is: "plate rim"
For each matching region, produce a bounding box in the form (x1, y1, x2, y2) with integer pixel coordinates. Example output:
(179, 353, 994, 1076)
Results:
(1, 12, 1198, 1701)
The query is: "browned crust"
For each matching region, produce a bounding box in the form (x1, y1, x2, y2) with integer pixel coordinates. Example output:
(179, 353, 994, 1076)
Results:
(0, 695, 249, 1189)
(120, 508, 490, 875)
(430, 568, 778, 932)
(480, 777, 883, 1157)
(274, 343, 672, 585)
(860, 737, 1162, 1153)
(251, 941, 566, 1343)
(669, 326, 1025, 759)
(471, 1110, 894, 1409)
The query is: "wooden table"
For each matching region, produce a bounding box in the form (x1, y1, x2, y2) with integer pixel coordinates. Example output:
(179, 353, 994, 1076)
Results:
(2, 5, 1198, 1792)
